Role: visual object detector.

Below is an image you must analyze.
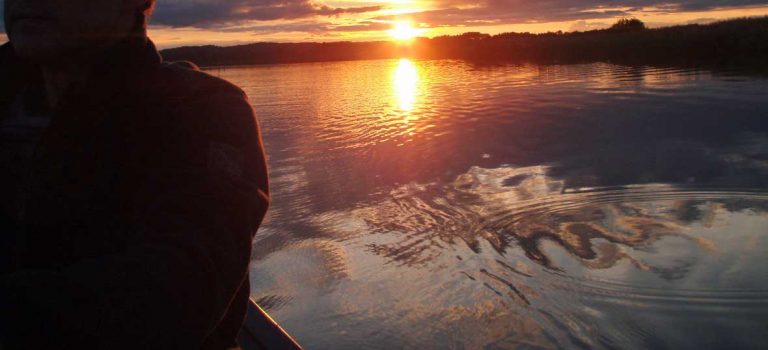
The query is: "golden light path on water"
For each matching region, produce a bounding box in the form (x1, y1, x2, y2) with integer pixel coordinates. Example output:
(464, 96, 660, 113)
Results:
(393, 58, 420, 112)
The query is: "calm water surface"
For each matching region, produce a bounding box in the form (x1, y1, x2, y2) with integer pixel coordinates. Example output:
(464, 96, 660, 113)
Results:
(212, 60, 768, 349)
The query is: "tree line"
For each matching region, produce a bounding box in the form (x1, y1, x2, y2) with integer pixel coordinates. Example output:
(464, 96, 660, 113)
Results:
(161, 17, 768, 67)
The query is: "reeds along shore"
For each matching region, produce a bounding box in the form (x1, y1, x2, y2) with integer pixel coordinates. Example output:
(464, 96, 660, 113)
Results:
(161, 17, 768, 67)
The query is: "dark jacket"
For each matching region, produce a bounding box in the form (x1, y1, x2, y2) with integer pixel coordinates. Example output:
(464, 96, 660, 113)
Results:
(0, 38, 269, 349)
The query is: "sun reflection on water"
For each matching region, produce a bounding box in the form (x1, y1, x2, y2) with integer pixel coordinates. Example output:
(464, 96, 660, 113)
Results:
(393, 58, 420, 112)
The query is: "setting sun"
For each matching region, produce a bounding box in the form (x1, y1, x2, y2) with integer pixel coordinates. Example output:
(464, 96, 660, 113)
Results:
(388, 21, 422, 41)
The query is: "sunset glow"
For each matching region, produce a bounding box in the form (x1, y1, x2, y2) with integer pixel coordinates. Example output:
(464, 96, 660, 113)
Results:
(393, 58, 420, 111)
(388, 21, 422, 41)
(1, 1, 763, 48)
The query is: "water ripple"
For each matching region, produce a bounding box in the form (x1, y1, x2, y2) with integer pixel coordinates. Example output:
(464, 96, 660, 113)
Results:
(212, 60, 768, 349)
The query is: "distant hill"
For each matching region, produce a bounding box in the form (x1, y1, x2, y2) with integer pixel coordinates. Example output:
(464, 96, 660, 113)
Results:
(160, 17, 768, 67)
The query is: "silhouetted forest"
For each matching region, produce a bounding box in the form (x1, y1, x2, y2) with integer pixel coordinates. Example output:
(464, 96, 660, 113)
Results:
(161, 17, 768, 67)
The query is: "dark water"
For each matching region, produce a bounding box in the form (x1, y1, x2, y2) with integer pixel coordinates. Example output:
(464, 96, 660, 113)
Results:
(211, 60, 768, 349)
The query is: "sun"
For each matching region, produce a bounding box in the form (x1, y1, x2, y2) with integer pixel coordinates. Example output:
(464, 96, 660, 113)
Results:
(388, 21, 421, 41)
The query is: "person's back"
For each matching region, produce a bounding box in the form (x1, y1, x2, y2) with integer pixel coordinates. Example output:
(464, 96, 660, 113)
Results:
(0, 1, 269, 348)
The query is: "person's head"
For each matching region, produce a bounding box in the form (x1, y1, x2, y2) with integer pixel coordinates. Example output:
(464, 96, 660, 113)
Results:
(4, 0, 155, 64)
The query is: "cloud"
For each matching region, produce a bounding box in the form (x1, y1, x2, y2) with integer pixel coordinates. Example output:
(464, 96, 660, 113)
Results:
(0, 0, 384, 34)
(218, 20, 332, 34)
(212, 19, 390, 35)
(151, 0, 382, 28)
(375, 0, 768, 27)
(0, 0, 763, 47)
(328, 21, 391, 31)
(675, 0, 768, 10)
(2, 0, 766, 36)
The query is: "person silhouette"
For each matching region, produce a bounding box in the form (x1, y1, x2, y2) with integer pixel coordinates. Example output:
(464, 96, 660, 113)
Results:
(0, 0, 270, 348)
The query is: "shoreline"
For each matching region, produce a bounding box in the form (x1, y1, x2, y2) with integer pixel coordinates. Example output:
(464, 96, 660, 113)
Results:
(162, 17, 768, 68)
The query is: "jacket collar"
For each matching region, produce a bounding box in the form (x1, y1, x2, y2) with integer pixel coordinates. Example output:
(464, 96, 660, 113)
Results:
(0, 42, 36, 112)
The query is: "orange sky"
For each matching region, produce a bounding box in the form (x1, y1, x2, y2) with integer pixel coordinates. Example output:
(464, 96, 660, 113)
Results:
(2, 2, 767, 48)
(146, 2, 768, 49)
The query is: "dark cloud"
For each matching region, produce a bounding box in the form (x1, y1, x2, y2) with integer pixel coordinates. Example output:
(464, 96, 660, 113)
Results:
(329, 21, 391, 31)
(0, 0, 384, 34)
(99, 0, 768, 35)
(676, 0, 768, 10)
(376, 0, 768, 27)
(218, 20, 390, 34)
(222, 21, 331, 33)
(1, 0, 766, 35)
(151, 0, 382, 28)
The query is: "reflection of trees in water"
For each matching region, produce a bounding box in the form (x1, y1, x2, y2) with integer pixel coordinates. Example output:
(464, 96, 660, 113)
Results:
(360, 166, 768, 276)
(507, 204, 706, 279)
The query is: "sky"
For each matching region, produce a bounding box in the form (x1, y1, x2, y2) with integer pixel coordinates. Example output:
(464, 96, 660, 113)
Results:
(2, 0, 768, 48)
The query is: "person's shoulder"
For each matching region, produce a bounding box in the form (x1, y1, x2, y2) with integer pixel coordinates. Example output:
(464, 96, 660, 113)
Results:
(153, 61, 258, 145)
(156, 60, 247, 102)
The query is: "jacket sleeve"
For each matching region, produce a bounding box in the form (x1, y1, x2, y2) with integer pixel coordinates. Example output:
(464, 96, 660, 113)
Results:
(0, 87, 269, 349)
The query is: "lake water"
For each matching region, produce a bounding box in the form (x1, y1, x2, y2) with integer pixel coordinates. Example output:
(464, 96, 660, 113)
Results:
(211, 59, 768, 349)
